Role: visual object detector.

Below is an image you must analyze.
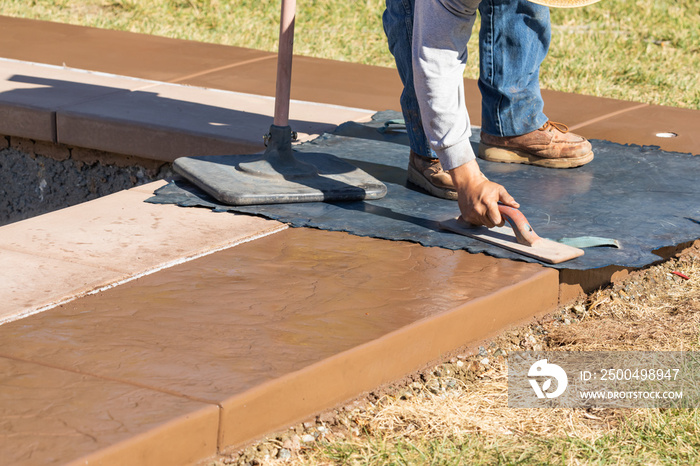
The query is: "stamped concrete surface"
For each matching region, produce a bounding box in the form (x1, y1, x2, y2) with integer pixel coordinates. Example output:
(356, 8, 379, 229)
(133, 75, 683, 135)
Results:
(0, 15, 276, 83)
(0, 357, 219, 466)
(0, 58, 374, 161)
(0, 227, 557, 463)
(0, 180, 286, 324)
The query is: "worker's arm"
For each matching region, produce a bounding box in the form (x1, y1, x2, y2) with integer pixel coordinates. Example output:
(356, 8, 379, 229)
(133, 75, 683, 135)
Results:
(411, 0, 519, 227)
(449, 160, 519, 228)
(412, 0, 481, 173)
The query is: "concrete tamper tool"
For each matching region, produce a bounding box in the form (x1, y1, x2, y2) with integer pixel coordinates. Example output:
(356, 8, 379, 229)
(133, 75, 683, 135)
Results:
(173, 0, 387, 205)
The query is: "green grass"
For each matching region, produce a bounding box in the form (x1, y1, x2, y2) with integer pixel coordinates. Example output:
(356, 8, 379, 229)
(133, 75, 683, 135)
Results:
(304, 408, 700, 465)
(1, 0, 698, 108)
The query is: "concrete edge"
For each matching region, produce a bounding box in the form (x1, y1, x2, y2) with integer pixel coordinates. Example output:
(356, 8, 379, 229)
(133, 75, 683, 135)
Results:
(0, 221, 289, 326)
(0, 57, 376, 163)
(67, 403, 221, 466)
(0, 180, 290, 326)
(217, 267, 559, 449)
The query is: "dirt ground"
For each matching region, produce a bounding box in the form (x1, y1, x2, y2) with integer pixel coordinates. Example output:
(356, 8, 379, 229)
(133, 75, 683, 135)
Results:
(205, 239, 700, 465)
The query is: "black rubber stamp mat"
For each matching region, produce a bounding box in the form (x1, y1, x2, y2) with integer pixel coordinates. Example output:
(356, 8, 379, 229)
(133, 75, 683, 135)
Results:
(147, 112, 699, 270)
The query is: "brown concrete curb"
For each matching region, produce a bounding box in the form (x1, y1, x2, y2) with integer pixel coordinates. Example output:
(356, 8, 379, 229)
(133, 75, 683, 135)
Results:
(0, 58, 374, 162)
(67, 406, 221, 466)
(220, 268, 558, 448)
(0, 225, 558, 464)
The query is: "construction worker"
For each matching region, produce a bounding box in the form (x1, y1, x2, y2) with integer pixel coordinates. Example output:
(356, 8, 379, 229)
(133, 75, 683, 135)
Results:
(383, 0, 594, 227)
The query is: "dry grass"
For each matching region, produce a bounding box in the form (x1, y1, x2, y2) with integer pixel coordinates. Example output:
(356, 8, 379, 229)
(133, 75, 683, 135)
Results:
(359, 367, 607, 441)
(550, 255, 700, 352)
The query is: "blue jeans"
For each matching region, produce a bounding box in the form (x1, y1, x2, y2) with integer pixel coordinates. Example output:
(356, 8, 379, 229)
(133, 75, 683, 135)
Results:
(383, 0, 551, 158)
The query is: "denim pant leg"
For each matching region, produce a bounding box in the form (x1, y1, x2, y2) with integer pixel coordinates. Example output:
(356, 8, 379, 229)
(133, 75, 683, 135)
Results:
(478, 0, 551, 137)
(382, 0, 434, 158)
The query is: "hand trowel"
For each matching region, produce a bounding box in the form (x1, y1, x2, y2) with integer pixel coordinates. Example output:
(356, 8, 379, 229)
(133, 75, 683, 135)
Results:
(440, 205, 584, 264)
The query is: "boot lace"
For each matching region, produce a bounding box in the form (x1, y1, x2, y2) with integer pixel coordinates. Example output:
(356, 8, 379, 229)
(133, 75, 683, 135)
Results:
(539, 121, 569, 133)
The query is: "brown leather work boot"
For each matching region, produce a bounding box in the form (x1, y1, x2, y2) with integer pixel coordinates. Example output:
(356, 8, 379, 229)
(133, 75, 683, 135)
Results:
(478, 121, 593, 168)
(407, 150, 457, 200)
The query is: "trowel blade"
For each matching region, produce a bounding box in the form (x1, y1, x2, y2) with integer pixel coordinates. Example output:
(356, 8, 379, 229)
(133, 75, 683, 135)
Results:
(439, 217, 584, 264)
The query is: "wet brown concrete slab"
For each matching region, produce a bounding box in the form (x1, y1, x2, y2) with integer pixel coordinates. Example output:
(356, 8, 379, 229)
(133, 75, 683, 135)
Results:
(0, 181, 286, 323)
(573, 104, 700, 155)
(56, 81, 372, 161)
(0, 356, 219, 465)
(0, 227, 558, 452)
(180, 55, 403, 113)
(0, 15, 274, 83)
(462, 85, 648, 133)
(540, 89, 649, 135)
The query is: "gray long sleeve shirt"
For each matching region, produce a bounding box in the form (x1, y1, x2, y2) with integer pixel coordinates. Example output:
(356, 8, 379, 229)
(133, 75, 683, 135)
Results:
(412, 0, 481, 171)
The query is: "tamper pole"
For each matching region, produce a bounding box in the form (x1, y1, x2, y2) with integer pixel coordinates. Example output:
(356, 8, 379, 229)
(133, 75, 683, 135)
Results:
(273, 0, 295, 127)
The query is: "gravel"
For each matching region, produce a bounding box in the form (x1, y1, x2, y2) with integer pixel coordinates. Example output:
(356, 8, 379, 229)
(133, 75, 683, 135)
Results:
(0, 146, 172, 227)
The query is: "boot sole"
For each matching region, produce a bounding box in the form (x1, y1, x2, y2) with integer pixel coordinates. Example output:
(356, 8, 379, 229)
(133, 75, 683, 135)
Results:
(478, 144, 594, 169)
(406, 165, 458, 200)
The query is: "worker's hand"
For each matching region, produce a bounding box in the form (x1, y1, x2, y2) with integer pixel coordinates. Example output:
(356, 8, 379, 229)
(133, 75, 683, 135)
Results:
(449, 160, 519, 228)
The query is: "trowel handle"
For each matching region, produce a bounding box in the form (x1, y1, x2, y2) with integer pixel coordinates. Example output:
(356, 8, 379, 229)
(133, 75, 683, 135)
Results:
(498, 205, 541, 246)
